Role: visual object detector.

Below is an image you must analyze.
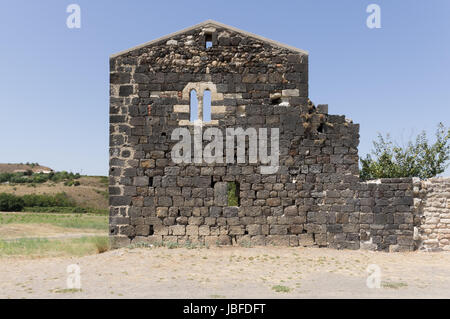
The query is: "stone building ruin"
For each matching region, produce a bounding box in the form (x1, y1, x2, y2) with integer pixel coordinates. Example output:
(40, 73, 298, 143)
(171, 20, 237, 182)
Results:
(109, 20, 450, 252)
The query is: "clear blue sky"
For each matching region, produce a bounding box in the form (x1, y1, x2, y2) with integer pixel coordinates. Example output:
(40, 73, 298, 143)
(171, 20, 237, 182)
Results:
(0, 0, 449, 176)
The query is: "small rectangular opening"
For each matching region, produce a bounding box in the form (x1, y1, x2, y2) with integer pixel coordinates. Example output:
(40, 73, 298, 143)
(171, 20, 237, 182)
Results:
(205, 33, 213, 49)
(149, 225, 154, 235)
(227, 181, 240, 206)
(317, 123, 324, 133)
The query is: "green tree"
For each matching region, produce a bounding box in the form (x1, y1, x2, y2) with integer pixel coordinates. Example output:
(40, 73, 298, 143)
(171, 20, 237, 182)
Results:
(0, 193, 24, 212)
(360, 123, 450, 180)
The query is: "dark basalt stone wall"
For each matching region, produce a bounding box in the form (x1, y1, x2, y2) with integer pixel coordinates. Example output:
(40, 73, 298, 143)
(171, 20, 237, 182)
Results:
(109, 22, 417, 251)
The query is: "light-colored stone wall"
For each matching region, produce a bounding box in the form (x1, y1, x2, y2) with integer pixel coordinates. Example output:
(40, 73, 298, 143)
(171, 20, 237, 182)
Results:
(415, 178, 450, 251)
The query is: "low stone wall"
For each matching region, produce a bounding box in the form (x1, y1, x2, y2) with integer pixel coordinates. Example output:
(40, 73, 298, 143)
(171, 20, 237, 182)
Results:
(415, 178, 450, 251)
(357, 177, 450, 252)
(109, 176, 450, 252)
(358, 178, 415, 252)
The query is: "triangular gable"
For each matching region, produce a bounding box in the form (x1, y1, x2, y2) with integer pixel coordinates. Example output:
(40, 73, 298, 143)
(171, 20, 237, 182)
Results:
(110, 19, 308, 58)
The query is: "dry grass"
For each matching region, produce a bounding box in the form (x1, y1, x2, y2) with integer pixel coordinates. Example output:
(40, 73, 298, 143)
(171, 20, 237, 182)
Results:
(0, 209, 108, 258)
(93, 236, 110, 253)
(0, 223, 104, 239)
(382, 281, 408, 289)
(0, 213, 108, 230)
(0, 236, 109, 257)
(272, 285, 291, 293)
(51, 288, 83, 294)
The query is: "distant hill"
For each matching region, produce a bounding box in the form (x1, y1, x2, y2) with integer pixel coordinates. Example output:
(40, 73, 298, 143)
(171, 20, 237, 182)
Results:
(0, 175, 108, 211)
(0, 163, 53, 174)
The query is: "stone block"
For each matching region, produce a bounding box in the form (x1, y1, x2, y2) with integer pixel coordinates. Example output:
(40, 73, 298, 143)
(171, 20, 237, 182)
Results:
(170, 225, 186, 236)
(266, 235, 290, 246)
(109, 236, 131, 249)
(214, 182, 228, 206)
(298, 233, 315, 246)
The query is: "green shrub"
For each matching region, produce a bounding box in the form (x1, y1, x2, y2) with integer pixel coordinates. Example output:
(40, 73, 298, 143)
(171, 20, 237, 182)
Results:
(21, 192, 75, 207)
(64, 180, 81, 187)
(0, 193, 24, 212)
(0, 192, 76, 212)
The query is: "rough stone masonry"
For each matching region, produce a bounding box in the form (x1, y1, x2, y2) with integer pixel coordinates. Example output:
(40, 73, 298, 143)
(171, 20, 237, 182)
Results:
(109, 20, 450, 252)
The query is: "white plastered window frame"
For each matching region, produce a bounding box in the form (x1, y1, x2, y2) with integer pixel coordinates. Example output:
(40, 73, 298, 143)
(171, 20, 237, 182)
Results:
(174, 82, 225, 126)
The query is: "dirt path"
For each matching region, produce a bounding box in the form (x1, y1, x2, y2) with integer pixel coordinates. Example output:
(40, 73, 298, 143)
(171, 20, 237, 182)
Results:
(1, 247, 449, 299)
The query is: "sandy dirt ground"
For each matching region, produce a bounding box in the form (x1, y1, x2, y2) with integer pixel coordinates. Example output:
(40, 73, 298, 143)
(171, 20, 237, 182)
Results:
(1, 246, 450, 299)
